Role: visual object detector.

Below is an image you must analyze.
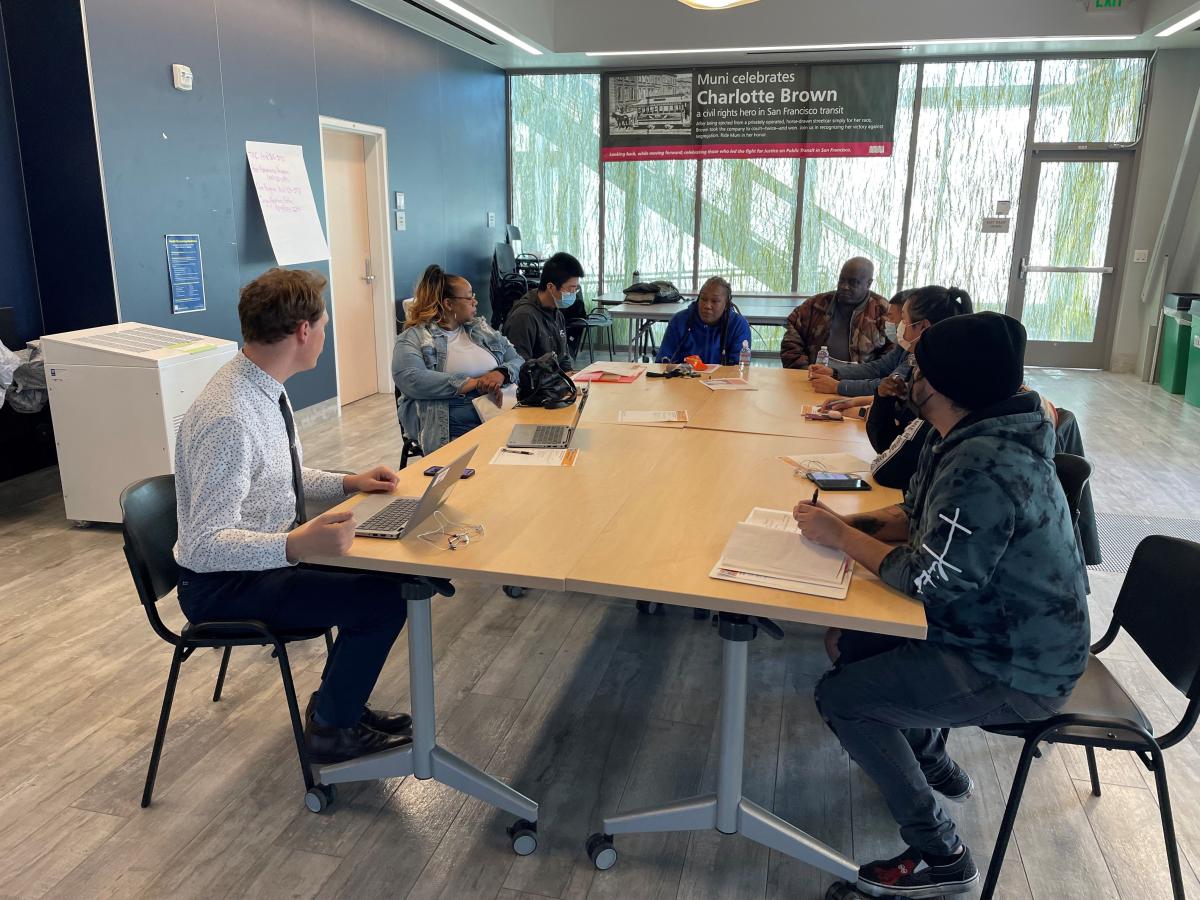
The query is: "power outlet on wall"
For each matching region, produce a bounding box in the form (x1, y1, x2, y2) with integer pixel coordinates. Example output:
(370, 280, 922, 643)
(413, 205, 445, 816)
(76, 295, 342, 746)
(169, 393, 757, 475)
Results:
(1133, 249, 1150, 263)
(487, 212, 496, 228)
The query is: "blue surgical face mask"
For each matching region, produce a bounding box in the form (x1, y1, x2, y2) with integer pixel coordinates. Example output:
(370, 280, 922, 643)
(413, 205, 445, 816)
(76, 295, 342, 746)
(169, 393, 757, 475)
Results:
(555, 290, 577, 310)
(884, 321, 898, 342)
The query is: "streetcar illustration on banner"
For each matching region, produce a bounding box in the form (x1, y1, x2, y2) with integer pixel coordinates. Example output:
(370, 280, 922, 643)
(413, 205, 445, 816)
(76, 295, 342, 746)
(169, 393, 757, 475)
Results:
(609, 72, 694, 135)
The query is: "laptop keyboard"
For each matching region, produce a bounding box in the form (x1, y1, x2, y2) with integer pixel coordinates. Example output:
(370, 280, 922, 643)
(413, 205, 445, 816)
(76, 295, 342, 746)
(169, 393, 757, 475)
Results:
(532, 425, 566, 445)
(359, 497, 421, 532)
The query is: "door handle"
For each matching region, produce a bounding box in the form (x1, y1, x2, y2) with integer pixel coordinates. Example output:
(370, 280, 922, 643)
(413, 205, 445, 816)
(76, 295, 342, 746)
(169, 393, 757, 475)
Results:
(362, 258, 376, 285)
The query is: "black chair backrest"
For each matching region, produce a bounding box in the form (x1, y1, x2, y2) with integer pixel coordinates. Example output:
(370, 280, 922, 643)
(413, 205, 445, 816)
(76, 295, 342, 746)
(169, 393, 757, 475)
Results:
(495, 242, 518, 277)
(506, 224, 522, 245)
(1053, 452, 1091, 526)
(120, 475, 181, 627)
(1114, 535, 1200, 700)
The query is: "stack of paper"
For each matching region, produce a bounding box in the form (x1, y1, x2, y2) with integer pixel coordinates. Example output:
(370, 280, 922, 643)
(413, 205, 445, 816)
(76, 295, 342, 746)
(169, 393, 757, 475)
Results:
(472, 385, 518, 422)
(573, 362, 647, 383)
(710, 508, 852, 599)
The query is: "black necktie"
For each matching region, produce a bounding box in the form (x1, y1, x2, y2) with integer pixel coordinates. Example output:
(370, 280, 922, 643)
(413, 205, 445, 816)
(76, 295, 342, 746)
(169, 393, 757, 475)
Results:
(279, 393, 307, 525)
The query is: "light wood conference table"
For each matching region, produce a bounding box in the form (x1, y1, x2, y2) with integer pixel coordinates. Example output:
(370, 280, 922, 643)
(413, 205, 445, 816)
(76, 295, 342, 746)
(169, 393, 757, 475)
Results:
(308, 367, 923, 880)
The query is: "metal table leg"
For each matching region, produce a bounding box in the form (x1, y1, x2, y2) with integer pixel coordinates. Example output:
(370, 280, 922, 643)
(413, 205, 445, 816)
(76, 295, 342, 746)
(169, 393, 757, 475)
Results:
(313, 596, 540, 854)
(586, 614, 856, 880)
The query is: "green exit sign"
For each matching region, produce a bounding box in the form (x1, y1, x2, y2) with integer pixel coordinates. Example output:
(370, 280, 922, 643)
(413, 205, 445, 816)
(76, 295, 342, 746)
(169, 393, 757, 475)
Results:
(1093, 0, 1122, 8)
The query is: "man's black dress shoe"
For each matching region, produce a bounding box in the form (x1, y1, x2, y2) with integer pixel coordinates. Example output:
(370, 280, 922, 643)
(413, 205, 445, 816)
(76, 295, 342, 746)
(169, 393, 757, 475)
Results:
(306, 692, 413, 736)
(303, 719, 411, 765)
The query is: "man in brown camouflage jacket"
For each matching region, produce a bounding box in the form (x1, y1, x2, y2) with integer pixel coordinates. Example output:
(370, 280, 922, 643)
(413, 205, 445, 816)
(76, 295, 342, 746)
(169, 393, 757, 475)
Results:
(780, 257, 892, 368)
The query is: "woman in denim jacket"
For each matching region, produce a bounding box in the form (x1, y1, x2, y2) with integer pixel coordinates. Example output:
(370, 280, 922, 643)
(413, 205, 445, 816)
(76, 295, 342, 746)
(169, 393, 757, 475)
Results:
(393, 265, 524, 453)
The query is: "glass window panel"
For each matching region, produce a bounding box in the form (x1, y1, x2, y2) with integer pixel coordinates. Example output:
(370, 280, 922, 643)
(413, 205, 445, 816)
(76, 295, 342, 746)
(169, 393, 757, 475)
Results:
(604, 159, 697, 288)
(796, 64, 917, 299)
(1035, 57, 1146, 144)
(1022, 160, 1118, 342)
(905, 60, 1036, 313)
(697, 158, 799, 294)
(510, 74, 601, 300)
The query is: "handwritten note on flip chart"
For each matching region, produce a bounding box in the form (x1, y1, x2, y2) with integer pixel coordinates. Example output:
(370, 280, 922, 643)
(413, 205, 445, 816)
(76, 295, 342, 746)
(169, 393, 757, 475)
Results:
(245, 141, 330, 266)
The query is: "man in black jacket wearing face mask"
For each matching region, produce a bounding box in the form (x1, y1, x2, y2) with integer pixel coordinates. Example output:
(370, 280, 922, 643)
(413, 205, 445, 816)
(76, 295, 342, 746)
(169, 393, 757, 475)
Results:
(503, 252, 584, 373)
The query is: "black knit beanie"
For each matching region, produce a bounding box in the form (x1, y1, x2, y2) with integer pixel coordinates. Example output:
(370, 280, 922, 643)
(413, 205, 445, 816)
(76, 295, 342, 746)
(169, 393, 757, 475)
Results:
(913, 312, 1026, 411)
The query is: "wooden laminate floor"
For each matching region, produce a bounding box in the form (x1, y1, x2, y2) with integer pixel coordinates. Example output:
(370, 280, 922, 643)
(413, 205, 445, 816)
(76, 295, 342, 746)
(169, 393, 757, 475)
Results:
(1, 369, 1198, 900)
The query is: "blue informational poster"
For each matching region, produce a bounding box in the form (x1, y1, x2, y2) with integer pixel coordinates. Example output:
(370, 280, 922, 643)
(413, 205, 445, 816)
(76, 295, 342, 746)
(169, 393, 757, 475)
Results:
(165, 234, 206, 314)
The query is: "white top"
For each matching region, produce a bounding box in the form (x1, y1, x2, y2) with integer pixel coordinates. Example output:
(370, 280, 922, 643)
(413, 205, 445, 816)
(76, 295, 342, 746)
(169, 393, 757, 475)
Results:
(173, 352, 347, 572)
(444, 326, 499, 377)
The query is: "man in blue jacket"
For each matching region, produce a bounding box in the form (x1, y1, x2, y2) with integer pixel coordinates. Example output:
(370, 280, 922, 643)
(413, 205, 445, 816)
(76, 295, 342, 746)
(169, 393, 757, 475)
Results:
(794, 312, 1089, 898)
(657, 276, 751, 366)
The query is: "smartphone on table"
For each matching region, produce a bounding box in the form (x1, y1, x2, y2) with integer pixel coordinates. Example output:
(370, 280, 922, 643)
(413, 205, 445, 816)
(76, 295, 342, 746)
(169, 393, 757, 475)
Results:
(424, 465, 476, 479)
(806, 471, 871, 491)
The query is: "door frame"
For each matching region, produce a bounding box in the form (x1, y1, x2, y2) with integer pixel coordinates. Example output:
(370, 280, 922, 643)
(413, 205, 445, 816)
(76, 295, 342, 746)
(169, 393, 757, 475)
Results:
(318, 116, 396, 402)
(1006, 147, 1135, 369)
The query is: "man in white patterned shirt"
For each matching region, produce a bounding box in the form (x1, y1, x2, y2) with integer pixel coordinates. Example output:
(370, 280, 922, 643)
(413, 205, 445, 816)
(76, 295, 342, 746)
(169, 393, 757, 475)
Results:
(175, 268, 426, 764)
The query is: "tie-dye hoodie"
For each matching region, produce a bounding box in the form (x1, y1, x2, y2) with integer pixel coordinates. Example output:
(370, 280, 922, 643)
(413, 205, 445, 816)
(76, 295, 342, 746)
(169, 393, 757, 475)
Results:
(879, 391, 1089, 697)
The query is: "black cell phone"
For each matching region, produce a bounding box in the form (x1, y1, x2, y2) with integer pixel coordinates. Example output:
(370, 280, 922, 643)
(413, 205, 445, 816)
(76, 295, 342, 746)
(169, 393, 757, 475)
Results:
(423, 465, 476, 479)
(806, 472, 871, 491)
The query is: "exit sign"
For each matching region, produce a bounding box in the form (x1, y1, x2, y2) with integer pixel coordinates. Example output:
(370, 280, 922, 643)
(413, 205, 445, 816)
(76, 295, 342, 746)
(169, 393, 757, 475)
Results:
(1092, 0, 1123, 8)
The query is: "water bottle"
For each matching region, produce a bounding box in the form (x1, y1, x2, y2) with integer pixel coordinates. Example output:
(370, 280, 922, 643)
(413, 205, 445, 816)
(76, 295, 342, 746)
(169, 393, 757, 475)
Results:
(812, 345, 830, 378)
(738, 340, 752, 380)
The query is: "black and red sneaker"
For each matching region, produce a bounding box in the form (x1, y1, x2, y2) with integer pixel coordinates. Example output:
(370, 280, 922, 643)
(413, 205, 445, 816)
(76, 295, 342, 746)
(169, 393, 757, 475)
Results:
(856, 845, 979, 898)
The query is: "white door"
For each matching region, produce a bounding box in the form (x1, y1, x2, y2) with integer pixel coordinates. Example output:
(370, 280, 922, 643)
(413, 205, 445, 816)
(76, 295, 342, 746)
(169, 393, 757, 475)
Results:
(322, 128, 379, 405)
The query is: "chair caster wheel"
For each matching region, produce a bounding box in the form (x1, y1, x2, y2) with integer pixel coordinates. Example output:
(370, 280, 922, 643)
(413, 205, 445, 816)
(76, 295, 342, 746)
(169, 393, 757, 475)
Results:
(508, 818, 538, 855)
(586, 832, 617, 870)
(304, 783, 336, 814)
(635, 601, 664, 615)
(825, 882, 865, 899)
(503, 585, 526, 599)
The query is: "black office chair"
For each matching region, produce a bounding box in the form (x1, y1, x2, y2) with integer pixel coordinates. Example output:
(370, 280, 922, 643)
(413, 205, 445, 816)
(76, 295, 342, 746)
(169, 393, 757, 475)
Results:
(979, 534, 1200, 899)
(1053, 452, 1091, 526)
(121, 475, 333, 809)
(491, 243, 532, 329)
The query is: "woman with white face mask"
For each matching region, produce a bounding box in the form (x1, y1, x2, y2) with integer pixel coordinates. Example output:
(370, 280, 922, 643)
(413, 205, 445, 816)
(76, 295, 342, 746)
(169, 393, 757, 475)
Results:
(810, 291, 909, 397)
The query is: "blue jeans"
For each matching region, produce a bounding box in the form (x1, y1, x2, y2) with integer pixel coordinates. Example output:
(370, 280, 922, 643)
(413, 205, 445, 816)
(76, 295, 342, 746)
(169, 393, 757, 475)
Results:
(178, 565, 410, 728)
(815, 641, 1065, 856)
(448, 395, 482, 442)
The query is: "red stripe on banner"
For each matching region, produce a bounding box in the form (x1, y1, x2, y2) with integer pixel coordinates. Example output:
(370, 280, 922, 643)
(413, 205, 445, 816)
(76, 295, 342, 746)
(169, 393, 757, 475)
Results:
(601, 142, 894, 162)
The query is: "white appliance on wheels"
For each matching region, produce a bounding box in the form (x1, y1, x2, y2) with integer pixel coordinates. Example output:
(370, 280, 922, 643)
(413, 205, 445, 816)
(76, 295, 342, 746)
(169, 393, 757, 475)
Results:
(41, 323, 238, 524)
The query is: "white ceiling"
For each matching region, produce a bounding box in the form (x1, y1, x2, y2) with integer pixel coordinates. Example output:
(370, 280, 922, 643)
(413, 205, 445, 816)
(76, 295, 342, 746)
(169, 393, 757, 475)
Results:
(354, 0, 1200, 70)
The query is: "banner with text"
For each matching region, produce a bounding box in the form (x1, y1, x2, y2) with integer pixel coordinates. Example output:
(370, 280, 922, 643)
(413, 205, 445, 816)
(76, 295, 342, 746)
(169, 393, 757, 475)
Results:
(601, 63, 900, 162)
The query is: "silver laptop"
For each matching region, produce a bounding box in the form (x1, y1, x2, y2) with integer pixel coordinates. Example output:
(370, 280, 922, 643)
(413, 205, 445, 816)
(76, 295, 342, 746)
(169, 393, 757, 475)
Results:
(507, 386, 589, 449)
(354, 445, 477, 539)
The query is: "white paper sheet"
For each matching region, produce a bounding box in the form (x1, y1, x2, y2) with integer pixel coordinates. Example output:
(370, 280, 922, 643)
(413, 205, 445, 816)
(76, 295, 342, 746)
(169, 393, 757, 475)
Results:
(617, 409, 689, 426)
(472, 385, 518, 423)
(246, 141, 330, 265)
(782, 452, 873, 474)
(701, 377, 757, 391)
(489, 447, 579, 467)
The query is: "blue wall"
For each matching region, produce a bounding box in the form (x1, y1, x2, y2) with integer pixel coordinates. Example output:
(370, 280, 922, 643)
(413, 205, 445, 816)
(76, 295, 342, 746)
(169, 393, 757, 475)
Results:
(0, 7, 41, 346)
(2, 0, 118, 341)
(83, 0, 507, 410)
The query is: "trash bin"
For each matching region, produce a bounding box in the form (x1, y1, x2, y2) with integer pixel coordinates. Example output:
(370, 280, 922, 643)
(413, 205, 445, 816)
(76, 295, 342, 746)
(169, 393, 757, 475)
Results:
(1160, 308, 1193, 394)
(1185, 314, 1200, 408)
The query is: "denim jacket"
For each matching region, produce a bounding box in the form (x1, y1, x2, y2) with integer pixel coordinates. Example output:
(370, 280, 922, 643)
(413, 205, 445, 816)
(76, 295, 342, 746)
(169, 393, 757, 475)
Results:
(392, 318, 524, 453)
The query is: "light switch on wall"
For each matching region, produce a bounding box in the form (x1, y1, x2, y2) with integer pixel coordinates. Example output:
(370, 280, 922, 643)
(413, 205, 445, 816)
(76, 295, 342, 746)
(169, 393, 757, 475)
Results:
(171, 64, 193, 91)
(487, 212, 496, 228)
(395, 210, 407, 231)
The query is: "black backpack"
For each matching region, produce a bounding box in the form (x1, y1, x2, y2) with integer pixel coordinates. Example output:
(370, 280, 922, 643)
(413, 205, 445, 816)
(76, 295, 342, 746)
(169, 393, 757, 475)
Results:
(516, 353, 578, 410)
